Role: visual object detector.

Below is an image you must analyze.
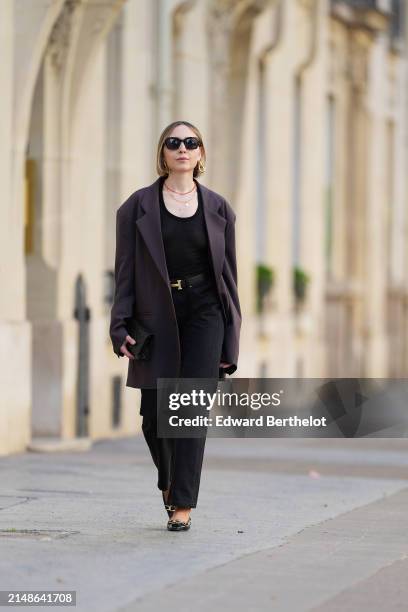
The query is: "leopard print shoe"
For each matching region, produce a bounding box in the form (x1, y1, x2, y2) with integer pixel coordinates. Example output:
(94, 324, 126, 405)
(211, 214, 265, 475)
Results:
(167, 516, 192, 531)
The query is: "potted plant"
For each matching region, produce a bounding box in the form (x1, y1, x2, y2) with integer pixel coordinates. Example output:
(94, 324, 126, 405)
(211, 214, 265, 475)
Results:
(293, 266, 310, 304)
(256, 263, 275, 314)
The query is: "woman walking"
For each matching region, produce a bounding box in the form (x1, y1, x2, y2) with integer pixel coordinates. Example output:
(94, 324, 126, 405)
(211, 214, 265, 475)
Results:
(109, 120, 241, 531)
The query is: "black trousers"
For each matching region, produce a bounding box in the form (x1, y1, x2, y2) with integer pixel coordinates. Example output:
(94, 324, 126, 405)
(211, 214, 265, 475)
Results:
(140, 273, 225, 508)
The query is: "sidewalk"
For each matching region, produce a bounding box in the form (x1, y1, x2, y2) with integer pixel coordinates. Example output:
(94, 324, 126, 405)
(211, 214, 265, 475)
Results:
(1, 435, 407, 611)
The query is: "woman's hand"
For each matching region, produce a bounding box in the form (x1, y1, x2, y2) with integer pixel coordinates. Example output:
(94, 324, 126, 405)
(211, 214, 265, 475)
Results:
(220, 361, 233, 368)
(120, 335, 136, 359)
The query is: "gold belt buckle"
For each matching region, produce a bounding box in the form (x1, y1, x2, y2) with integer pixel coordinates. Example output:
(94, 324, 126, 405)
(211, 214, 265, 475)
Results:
(171, 279, 183, 290)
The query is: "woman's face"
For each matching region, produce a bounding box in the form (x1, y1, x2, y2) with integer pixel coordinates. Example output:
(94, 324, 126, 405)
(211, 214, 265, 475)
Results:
(162, 124, 202, 177)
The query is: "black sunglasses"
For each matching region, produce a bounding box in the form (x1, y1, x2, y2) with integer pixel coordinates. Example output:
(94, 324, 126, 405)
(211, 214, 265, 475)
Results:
(164, 137, 201, 150)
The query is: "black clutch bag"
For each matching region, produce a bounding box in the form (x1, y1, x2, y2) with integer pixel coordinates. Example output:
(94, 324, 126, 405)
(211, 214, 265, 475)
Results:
(125, 317, 154, 361)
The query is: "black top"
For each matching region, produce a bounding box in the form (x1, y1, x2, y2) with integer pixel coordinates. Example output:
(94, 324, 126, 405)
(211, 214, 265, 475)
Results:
(159, 176, 211, 279)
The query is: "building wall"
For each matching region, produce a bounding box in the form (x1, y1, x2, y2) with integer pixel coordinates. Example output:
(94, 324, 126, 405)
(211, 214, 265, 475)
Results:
(0, 0, 407, 455)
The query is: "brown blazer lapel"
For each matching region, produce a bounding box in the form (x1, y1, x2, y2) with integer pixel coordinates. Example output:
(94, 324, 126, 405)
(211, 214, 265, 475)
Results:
(135, 177, 227, 286)
(200, 185, 227, 283)
(136, 178, 169, 286)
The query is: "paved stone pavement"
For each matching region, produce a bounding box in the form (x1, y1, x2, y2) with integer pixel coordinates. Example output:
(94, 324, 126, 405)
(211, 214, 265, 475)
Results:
(0, 436, 407, 611)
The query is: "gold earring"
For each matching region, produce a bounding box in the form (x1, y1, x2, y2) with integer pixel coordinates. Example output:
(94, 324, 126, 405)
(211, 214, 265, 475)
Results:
(197, 160, 205, 174)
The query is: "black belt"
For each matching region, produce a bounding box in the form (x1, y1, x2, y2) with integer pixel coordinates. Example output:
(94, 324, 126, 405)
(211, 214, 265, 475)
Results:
(169, 271, 210, 290)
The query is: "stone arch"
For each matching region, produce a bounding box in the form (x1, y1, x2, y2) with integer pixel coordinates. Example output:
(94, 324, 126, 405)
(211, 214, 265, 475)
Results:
(13, 0, 66, 160)
(60, 0, 126, 143)
(19, 0, 127, 440)
(14, 0, 125, 162)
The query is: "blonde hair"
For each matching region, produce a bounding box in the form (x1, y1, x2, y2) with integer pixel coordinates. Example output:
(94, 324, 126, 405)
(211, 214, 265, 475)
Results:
(156, 120, 206, 178)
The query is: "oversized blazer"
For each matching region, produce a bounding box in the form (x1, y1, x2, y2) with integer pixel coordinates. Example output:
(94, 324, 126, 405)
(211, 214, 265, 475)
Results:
(109, 176, 241, 389)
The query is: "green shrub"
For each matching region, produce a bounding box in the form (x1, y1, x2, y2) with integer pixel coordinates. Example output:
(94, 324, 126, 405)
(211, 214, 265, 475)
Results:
(256, 264, 275, 313)
(293, 266, 310, 302)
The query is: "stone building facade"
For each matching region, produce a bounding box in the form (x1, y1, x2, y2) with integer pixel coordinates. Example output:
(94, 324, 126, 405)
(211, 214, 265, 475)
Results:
(0, 0, 406, 455)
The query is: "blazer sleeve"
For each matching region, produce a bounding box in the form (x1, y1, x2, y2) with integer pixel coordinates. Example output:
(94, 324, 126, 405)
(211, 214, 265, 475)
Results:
(220, 202, 241, 374)
(109, 203, 136, 357)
